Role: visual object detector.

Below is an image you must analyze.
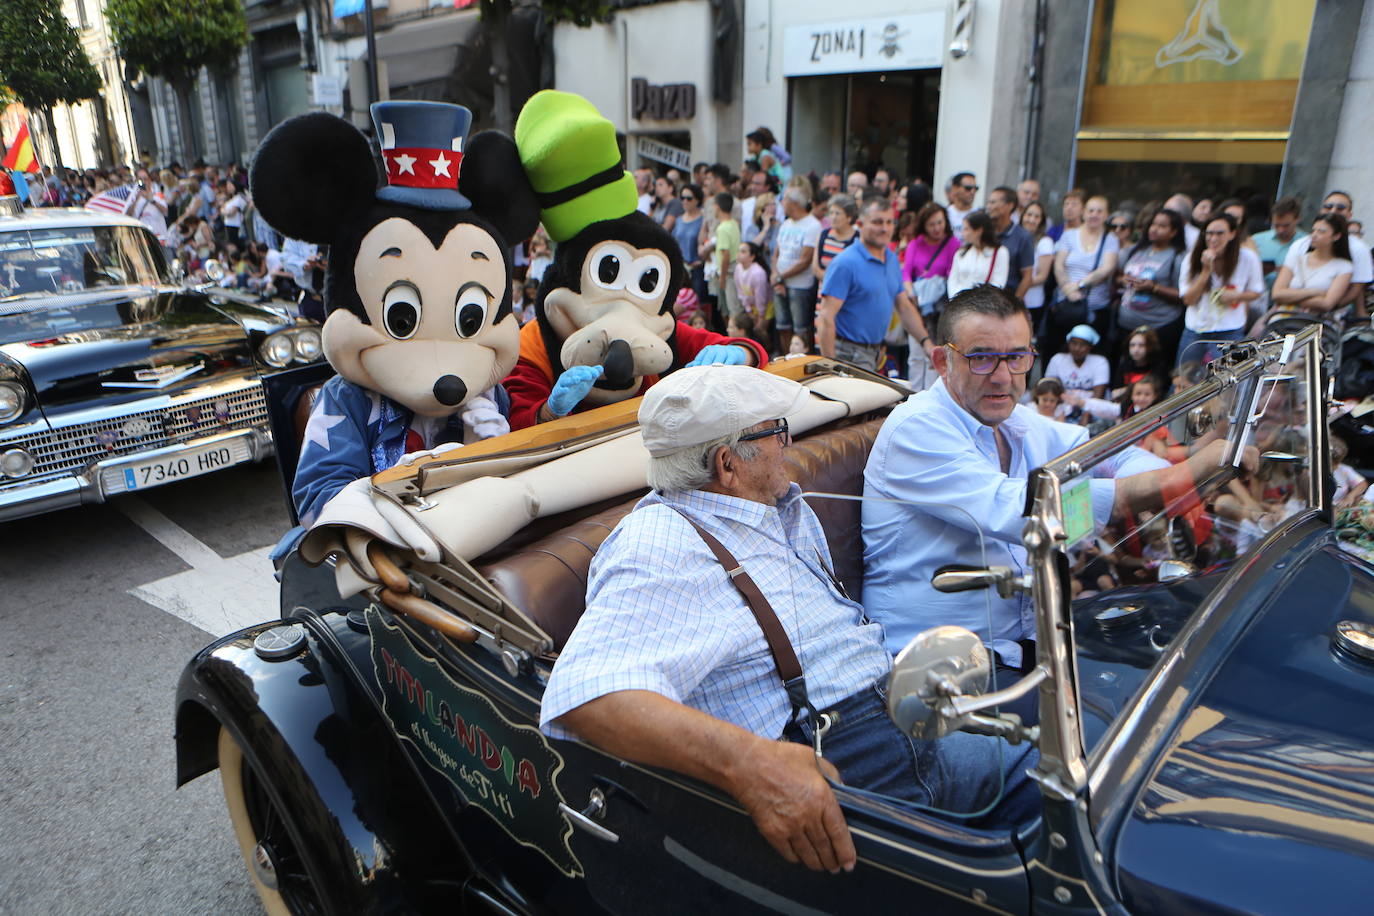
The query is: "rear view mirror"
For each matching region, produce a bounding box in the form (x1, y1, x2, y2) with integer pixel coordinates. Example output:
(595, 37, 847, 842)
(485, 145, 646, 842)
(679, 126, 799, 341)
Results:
(887, 626, 990, 740)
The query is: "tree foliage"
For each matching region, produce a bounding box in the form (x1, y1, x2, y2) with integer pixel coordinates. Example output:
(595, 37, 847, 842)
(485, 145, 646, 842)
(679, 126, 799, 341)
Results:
(105, 0, 249, 88)
(0, 0, 102, 110)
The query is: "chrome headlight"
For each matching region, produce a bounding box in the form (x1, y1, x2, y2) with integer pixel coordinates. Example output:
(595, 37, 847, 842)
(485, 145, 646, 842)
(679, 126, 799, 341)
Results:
(0, 381, 26, 423)
(1, 448, 34, 478)
(293, 327, 323, 362)
(260, 332, 296, 368)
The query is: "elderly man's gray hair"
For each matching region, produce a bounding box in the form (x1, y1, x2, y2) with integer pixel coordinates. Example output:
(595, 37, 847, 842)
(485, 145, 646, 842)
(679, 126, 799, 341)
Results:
(647, 429, 762, 493)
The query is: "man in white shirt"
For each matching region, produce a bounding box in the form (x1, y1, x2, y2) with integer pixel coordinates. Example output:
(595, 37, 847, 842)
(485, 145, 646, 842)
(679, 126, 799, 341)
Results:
(772, 187, 822, 353)
(634, 168, 654, 215)
(945, 172, 977, 235)
(1283, 191, 1372, 315)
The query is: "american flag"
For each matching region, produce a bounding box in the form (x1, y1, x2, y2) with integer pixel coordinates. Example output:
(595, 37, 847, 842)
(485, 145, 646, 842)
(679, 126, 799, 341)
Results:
(86, 184, 136, 215)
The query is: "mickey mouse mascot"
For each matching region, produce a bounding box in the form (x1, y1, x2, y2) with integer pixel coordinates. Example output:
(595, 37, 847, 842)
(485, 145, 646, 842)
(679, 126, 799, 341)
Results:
(503, 91, 766, 428)
(251, 101, 538, 526)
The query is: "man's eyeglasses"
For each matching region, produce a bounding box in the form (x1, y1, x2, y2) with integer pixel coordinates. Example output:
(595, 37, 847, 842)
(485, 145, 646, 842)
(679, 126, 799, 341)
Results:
(960, 184, 979, 192)
(946, 342, 1036, 375)
(738, 419, 791, 446)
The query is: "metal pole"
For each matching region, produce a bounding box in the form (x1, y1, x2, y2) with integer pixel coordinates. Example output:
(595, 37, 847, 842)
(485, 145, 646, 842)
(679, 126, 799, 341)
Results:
(363, 0, 380, 106)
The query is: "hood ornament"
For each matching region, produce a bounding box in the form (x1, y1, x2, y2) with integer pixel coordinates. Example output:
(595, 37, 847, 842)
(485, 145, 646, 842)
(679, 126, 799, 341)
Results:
(102, 362, 203, 389)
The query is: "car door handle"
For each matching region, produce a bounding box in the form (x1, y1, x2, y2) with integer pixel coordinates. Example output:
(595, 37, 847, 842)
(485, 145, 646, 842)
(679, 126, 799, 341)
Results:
(559, 788, 619, 843)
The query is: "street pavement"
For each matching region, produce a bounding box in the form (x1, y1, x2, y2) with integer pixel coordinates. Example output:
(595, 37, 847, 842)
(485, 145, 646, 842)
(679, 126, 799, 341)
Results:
(0, 461, 290, 915)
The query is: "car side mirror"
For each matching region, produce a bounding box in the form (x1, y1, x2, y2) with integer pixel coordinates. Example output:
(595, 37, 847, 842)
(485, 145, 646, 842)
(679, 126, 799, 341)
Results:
(887, 626, 990, 740)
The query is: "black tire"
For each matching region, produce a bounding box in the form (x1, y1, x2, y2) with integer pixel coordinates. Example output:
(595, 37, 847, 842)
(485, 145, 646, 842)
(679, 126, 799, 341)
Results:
(218, 727, 328, 916)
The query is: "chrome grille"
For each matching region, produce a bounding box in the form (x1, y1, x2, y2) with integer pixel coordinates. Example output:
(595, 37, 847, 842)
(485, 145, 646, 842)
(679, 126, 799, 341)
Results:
(0, 384, 269, 484)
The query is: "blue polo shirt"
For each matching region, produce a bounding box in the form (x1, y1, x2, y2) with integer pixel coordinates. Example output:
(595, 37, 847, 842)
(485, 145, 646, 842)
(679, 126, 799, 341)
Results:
(820, 240, 901, 344)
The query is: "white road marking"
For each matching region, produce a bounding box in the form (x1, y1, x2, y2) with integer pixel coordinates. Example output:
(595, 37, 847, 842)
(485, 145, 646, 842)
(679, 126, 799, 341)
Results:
(119, 497, 280, 637)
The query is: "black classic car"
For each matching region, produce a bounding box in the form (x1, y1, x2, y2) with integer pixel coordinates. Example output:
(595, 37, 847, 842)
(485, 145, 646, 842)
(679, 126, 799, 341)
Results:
(0, 205, 323, 521)
(176, 330, 1374, 914)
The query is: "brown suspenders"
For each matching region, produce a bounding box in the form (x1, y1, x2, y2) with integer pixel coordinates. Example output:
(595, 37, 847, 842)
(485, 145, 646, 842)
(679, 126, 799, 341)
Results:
(670, 509, 817, 725)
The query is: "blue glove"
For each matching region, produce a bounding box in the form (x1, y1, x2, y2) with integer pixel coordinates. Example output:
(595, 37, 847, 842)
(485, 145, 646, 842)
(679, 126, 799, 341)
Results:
(547, 365, 605, 417)
(686, 344, 748, 367)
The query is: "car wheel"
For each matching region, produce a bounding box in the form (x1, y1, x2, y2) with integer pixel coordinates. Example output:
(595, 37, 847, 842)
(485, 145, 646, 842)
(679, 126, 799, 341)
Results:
(218, 727, 327, 916)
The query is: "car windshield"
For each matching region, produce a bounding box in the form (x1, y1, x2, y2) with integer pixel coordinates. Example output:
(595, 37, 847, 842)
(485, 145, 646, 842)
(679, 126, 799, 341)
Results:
(1030, 330, 1321, 759)
(0, 224, 166, 299)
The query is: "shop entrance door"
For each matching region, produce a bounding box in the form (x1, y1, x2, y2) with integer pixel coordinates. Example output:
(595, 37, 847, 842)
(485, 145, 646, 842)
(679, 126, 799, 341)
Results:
(787, 69, 939, 183)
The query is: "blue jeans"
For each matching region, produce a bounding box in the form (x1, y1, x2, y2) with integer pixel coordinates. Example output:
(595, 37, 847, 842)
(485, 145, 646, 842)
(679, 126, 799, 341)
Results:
(1177, 326, 1245, 365)
(784, 681, 1041, 829)
(783, 284, 817, 337)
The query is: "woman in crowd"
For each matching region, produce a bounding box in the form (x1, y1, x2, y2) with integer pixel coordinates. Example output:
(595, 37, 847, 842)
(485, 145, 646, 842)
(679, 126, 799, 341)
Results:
(1047, 194, 1120, 355)
(1112, 326, 1171, 396)
(1267, 212, 1353, 317)
(903, 202, 957, 316)
(947, 210, 1008, 298)
(220, 180, 248, 248)
(1178, 212, 1265, 363)
(1020, 201, 1055, 322)
(812, 193, 857, 286)
(1109, 210, 1136, 250)
(651, 175, 682, 233)
(1117, 207, 1188, 361)
(672, 183, 706, 299)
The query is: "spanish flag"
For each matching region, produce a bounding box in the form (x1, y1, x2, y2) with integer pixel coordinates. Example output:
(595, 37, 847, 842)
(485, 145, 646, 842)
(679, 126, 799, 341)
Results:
(2, 122, 39, 173)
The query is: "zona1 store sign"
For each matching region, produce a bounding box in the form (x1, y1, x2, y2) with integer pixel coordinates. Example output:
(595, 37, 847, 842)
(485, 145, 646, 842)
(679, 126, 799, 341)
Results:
(782, 12, 945, 77)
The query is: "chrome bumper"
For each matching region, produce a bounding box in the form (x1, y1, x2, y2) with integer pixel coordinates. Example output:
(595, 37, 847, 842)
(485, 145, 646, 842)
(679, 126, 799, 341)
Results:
(0, 426, 273, 523)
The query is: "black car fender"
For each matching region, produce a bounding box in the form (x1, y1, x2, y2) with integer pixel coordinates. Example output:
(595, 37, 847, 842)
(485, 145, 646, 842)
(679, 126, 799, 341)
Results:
(174, 612, 476, 914)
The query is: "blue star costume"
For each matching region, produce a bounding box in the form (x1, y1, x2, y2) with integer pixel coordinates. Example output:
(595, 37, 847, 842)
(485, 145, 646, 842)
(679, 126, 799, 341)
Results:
(293, 375, 511, 527)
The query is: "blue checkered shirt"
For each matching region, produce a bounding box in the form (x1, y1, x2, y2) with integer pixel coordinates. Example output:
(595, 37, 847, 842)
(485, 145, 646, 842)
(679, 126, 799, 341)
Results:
(540, 484, 891, 741)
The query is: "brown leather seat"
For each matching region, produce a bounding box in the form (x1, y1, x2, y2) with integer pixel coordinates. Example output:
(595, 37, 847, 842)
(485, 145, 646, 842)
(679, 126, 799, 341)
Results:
(294, 384, 323, 452)
(476, 417, 886, 653)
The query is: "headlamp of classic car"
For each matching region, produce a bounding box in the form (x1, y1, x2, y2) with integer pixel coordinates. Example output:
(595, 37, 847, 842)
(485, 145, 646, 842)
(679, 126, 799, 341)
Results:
(292, 327, 323, 362)
(0, 447, 34, 478)
(261, 331, 298, 368)
(261, 329, 323, 368)
(0, 380, 28, 424)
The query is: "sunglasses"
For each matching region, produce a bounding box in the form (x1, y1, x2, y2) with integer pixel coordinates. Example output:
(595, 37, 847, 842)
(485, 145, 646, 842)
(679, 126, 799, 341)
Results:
(737, 419, 791, 445)
(960, 184, 979, 192)
(946, 343, 1036, 375)
(1110, 223, 1131, 230)
(681, 194, 696, 202)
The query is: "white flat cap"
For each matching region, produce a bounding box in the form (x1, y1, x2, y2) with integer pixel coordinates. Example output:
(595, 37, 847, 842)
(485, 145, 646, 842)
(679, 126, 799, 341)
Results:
(638, 365, 809, 457)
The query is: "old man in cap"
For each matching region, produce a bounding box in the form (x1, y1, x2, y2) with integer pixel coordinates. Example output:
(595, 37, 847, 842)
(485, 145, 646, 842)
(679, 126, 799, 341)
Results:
(540, 364, 1037, 874)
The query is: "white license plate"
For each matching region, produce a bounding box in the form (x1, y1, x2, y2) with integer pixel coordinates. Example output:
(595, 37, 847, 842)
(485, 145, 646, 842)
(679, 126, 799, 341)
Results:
(105, 439, 251, 493)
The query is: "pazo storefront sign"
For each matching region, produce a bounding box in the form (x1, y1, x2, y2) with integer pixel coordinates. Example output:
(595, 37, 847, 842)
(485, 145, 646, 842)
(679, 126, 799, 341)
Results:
(631, 77, 696, 121)
(783, 12, 944, 77)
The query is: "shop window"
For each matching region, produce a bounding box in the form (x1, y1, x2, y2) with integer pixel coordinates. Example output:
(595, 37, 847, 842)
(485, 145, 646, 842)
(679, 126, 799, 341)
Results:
(1079, 0, 1316, 164)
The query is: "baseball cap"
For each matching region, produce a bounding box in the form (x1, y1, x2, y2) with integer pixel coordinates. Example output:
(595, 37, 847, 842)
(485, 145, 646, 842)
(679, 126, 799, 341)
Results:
(639, 365, 809, 457)
(1066, 324, 1100, 347)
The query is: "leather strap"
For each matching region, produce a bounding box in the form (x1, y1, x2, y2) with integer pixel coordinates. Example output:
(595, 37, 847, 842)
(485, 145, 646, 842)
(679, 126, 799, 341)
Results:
(671, 509, 807, 693)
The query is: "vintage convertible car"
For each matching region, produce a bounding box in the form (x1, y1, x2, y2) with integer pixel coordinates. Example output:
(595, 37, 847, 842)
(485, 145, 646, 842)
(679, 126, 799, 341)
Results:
(0, 203, 323, 521)
(175, 329, 1374, 914)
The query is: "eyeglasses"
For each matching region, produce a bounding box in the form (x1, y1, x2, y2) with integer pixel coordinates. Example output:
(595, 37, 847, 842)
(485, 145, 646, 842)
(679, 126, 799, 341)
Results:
(738, 419, 791, 446)
(960, 184, 979, 192)
(681, 194, 696, 202)
(945, 342, 1036, 375)
(1109, 222, 1131, 230)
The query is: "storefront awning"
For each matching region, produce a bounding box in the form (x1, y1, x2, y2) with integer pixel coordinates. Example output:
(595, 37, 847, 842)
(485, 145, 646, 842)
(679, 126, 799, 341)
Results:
(376, 9, 480, 92)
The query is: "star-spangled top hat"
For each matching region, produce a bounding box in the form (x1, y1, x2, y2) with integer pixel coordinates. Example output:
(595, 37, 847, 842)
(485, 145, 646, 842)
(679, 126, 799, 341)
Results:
(370, 100, 471, 211)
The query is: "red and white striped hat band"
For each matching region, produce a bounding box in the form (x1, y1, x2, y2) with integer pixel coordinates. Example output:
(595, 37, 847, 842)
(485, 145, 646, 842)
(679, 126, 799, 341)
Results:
(383, 147, 463, 190)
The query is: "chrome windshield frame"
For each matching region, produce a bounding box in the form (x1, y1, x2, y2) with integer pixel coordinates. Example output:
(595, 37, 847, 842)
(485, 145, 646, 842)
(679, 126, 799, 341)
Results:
(1020, 325, 1326, 802)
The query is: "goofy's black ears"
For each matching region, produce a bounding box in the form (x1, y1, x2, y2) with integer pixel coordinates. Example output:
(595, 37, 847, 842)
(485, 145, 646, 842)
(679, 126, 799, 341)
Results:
(249, 112, 378, 245)
(460, 130, 540, 250)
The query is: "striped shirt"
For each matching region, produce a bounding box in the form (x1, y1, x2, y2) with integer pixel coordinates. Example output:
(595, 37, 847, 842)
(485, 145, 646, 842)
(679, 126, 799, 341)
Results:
(540, 484, 890, 740)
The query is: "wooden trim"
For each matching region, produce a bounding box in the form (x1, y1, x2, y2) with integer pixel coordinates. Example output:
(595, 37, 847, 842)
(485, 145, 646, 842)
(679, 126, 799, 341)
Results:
(1082, 80, 1299, 133)
(370, 356, 827, 486)
(1075, 138, 1287, 165)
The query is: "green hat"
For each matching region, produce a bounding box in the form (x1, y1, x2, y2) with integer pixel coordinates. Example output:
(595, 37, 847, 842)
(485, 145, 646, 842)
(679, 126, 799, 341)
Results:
(515, 90, 637, 242)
